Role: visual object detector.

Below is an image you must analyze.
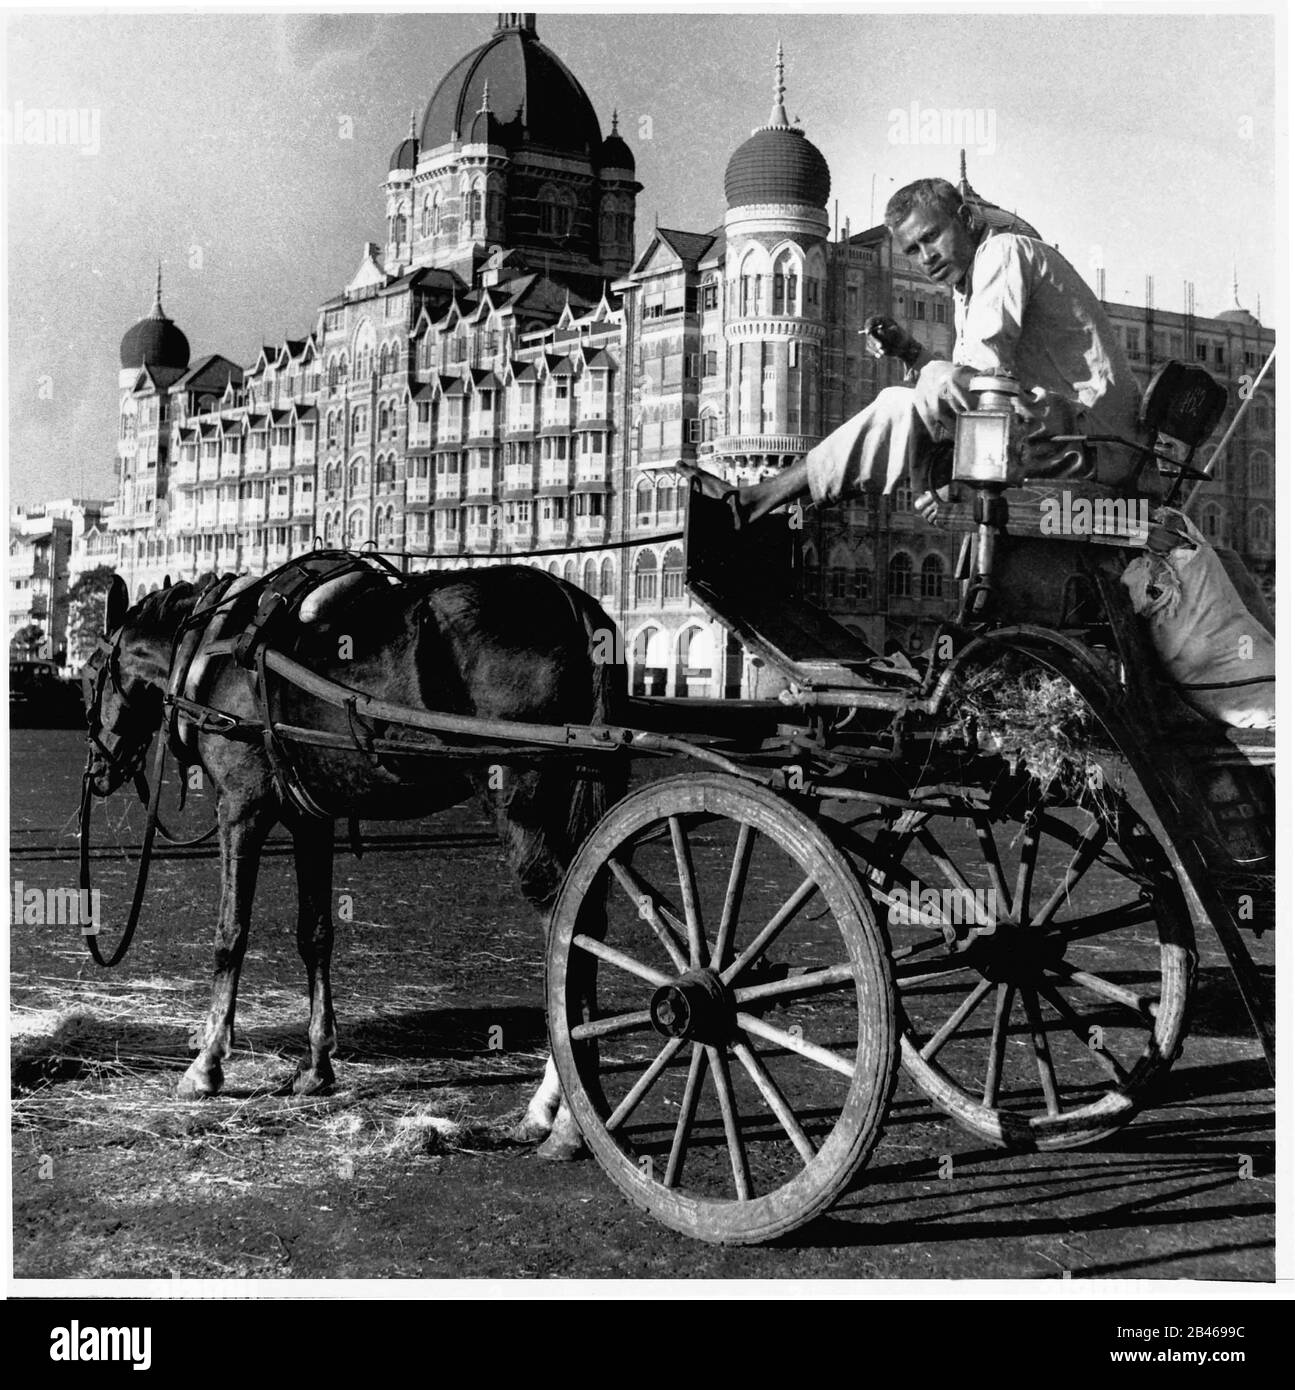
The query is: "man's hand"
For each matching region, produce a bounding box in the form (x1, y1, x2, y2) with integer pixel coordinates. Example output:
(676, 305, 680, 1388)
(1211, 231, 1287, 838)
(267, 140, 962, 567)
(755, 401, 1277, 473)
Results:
(916, 360, 977, 420)
(861, 314, 920, 365)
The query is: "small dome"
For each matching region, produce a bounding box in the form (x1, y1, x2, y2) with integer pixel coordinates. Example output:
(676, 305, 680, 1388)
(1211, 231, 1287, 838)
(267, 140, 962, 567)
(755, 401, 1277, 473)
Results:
(388, 111, 419, 172)
(956, 152, 1041, 239)
(120, 270, 189, 370)
(723, 44, 829, 211)
(598, 112, 635, 172)
(1216, 307, 1260, 326)
(725, 125, 830, 210)
(389, 137, 418, 172)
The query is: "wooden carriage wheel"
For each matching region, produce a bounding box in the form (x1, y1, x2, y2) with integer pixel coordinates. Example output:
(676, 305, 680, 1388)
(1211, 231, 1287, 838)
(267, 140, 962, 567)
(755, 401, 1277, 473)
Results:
(867, 763, 1195, 1150)
(546, 773, 897, 1245)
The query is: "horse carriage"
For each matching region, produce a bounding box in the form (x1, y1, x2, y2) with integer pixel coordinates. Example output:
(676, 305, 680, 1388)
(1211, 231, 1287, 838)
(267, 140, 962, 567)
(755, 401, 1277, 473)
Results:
(80, 360, 1275, 1246)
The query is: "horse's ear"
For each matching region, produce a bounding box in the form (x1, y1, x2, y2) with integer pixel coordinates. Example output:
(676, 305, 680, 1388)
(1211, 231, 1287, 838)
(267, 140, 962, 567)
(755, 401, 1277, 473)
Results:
(104, 575, 130, 633)
(162, 574, 171, 590)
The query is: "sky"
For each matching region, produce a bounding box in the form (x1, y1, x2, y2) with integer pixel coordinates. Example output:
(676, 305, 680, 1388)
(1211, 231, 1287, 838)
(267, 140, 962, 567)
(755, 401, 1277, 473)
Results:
(1, 4, 1280, 506)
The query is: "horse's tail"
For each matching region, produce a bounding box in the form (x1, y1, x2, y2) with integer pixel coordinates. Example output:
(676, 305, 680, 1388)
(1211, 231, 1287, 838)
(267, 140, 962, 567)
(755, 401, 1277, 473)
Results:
(565, 585, 629, 855)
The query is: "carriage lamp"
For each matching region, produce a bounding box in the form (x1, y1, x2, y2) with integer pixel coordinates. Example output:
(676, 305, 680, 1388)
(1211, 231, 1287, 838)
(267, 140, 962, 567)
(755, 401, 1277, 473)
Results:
(953, 374, 1028, 618)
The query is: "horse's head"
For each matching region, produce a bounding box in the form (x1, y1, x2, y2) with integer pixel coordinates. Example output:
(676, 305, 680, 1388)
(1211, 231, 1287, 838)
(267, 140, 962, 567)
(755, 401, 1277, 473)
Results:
(82, 575, 206, 796)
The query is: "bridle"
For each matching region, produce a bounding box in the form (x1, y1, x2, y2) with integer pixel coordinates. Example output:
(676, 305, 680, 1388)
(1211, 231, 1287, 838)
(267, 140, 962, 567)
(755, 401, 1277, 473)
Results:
(81, 627, 158, 798)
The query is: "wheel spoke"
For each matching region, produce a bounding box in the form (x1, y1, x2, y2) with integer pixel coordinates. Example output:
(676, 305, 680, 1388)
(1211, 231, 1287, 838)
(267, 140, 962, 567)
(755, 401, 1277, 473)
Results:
(721, 875, 819, 985)
(1037, 980, 1130, 1085)
(1047, 961, 1157, 1020)
(916, 824, 997, 921)
(710, 822, 754, 972)
(1029, 818, 1109, 928)
(570, 1007, 655, 1042)
(736, 1011, 855, 1079)
(894, 958, 977, 988)
(917, 976, 994, 1061)
(1049, 899, 1158, 944)
(732, 1039, 818, 1165)
(983, 982, 1015, 1107)
(572, 932, 673, 987)
(706, 1046, 752, 1200)
(1021, 986, 1061, 1116)
(972, 816, 1013, 910)
(668, 816, 706, 968)
(606, 856, 689, 972)
(606, 1034, 688, 1133)
(733, 962, 855, 1006)
(1013, 811, 1041, 924)
(663, 1043, 708, 1189)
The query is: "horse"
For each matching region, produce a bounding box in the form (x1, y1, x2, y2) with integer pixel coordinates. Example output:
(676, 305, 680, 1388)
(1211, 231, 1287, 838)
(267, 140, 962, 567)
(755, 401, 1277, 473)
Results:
(82, 559, 627, 1159)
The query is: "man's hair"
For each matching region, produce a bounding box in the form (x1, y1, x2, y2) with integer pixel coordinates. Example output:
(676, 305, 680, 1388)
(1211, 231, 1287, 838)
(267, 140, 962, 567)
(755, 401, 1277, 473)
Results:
(884, 178, 971, 231)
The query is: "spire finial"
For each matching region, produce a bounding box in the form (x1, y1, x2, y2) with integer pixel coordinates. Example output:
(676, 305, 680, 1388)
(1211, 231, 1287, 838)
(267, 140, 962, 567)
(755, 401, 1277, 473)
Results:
(150, 261, 166, 320)
(1231, 259, 1242, 309)
(409, 108, 417, 142)
(769, 41, 789, 128)
(479, 79, 491, 115)
(611, 109, 619, 135)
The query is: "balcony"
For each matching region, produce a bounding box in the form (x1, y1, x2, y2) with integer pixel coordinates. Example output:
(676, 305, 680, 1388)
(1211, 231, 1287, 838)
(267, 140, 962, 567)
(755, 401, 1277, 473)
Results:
(407, 476, 430, 504)
(270, 444, 294, 471)
(293, 495, 315, 518)
(504, 521, 534, 547)
(465, 525, 497, 550)
(504, 466, 535, 494)
(218, 501, 240, 526)
(574, 513, 608, 540)
(465, 470, 495, 499)
(432, 531, 463, 556)
(578, 399, 612, 426)
(198, 505, 219, 527)
(172, 460, 198, 486)
(467, 414, 498, 441)
(437, 419, 465, 445)
(269, 496, 292, 520)
(245, 448, 267, 474)
(434, 473, 463, 502)
(198, 454, 220, 482)
(575, 461, 609, 486)
(540, 464, 571, 490)
(219, 450, 242, 478)
(537, 517, 570, 544)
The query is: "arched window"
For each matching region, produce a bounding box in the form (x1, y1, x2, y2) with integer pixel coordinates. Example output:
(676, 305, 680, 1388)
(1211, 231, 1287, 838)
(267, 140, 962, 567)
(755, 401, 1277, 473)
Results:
(391, 211, 407, 245)
(802, 544, 820, 599)
(599, 558, 614, 597)
(349, 458, 366, 490)
(657, 477, 679, 517)
(1199, 503, 1224, 542)
(582, 559, 598, 593)
(634, 550, 658, 605)
(347, 510, 366, 546)
(888, 552, 914, 598)
(920, 554, 945, 599)
(662, 546, 685, 602)
(772, 250, 799, 316)
(635, 479, 654, 523)
(1250, 506, 1272, 549)
(467, 185, 483, 231)
(892, 484, 913, 513)
(1249, 449, 1272, 490)
(421, 196, 433, 238)
(562, 559, 577, 587)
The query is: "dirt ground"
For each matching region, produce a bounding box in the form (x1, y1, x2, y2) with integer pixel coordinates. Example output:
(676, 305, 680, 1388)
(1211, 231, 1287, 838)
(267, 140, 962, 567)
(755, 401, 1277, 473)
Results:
(10, 730, 1275, 1282)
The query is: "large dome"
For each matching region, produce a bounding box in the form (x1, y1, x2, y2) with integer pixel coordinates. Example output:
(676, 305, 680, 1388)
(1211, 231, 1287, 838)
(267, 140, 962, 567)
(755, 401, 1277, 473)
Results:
(419, 14, 601, 158)
(120, 272, 189, 371)
(725, 125, 830, 210)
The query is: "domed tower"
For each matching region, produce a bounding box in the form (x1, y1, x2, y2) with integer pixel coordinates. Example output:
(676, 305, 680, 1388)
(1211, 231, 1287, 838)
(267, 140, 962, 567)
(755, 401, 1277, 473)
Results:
(596, 112, 641, 278)
(392, 13, 634, 283)
(384, 111, 420, 273)
(118, 263, 190, 390)
(721, 44, 830, 472)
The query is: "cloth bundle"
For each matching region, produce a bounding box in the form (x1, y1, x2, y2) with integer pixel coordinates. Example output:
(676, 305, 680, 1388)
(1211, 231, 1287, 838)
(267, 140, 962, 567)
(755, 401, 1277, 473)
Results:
(1120, 509, 1275, 729)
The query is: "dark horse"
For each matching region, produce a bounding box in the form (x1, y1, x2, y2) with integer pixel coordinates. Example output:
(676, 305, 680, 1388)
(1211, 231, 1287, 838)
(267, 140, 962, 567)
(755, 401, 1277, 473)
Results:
(84, 559, 627, 1158)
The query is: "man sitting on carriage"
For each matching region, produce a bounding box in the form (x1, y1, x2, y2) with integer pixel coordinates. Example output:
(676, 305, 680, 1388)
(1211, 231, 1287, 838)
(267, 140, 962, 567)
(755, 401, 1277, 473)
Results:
(681, 176, 1146, 526)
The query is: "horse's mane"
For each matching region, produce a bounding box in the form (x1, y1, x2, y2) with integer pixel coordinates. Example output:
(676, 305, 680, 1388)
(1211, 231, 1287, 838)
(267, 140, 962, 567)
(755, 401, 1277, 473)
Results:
(130, 573, 235, 639)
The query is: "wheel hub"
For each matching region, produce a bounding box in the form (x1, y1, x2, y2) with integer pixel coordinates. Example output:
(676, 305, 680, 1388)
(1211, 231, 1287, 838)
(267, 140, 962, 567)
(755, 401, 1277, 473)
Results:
(971, 925, 1067, 985)
(650, 968, 735, 1046)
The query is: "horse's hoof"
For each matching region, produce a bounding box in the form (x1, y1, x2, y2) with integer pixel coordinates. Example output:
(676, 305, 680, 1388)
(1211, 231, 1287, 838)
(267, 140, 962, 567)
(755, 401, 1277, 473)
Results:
(536, 1132, 587, 1162)
(177, 1064, 221, 1099)
(510, 1114, 554, 1144)
(292, 1066, 335, 1096)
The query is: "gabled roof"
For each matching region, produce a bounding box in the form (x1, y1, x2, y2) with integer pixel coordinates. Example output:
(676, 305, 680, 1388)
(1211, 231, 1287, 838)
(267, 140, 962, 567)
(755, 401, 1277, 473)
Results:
(651, 226, 718, 269)
(173, 354, 243, 394)
(469, 368, 502, 389)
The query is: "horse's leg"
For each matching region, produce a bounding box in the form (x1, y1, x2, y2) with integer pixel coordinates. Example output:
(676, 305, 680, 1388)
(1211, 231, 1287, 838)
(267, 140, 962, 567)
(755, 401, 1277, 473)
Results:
(288, 814, 337, 1095)
(490, 768, 592, 1161)
(179, 795, 277, 1098)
